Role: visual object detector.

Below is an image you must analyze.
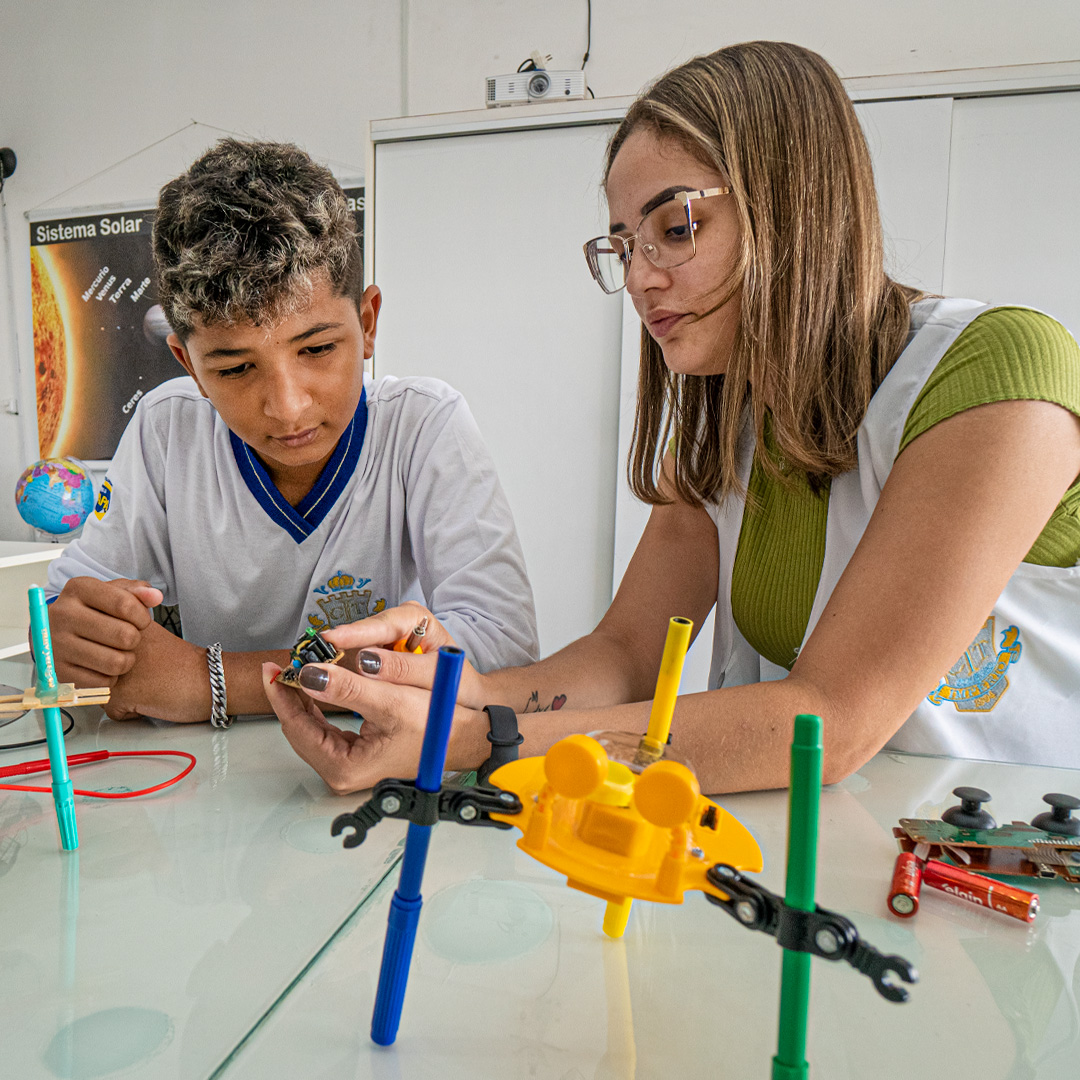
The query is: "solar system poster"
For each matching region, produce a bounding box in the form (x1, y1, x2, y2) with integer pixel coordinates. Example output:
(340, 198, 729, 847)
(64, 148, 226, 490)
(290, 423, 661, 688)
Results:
(29, 206, 175, 462)
(28, 186, 363, 464)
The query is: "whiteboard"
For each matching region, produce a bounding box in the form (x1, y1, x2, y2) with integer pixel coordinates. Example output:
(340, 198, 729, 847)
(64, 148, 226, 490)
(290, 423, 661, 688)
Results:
(371, 124, 623, 655)
(857, 96, 953, 294)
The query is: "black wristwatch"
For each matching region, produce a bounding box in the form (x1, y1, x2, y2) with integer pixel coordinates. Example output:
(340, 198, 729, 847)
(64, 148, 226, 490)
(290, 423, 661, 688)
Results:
(477, 705, 523, 785)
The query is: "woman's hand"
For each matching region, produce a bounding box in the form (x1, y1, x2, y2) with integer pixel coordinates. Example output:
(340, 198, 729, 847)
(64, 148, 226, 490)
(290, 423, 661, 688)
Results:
(321, 601, 456, 656)
(262, 660, 489, 795)
(327, 642, 494, 712)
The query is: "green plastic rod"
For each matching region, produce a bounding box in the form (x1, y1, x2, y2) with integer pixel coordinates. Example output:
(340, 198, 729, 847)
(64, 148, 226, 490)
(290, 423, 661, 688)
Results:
(772, 713, 823, 1080)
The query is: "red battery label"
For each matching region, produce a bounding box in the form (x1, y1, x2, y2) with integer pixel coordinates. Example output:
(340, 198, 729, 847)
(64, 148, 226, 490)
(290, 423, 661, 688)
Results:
(923, 859, 1039, 923)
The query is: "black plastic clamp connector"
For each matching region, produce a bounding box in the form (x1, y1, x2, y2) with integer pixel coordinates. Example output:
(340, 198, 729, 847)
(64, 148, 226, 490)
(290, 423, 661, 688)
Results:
(331, 778, 524, 848)
(705, 864, 918, 1003)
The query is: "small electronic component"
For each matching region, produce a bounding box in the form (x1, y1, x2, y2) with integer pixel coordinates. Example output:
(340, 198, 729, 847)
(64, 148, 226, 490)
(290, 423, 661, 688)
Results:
(889, 786, 1076, 925)
(274, 627, 345, 687)
(393, 616, 428, 654)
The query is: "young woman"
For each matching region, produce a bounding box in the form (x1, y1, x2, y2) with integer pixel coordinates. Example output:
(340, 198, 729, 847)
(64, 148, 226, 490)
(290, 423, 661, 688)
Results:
(264, 41, 1080, 795)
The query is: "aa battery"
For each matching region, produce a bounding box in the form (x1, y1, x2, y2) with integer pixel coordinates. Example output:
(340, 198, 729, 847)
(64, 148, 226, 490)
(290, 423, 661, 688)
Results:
(888, 851, 923, 917)
(922, 859, 1039, 924)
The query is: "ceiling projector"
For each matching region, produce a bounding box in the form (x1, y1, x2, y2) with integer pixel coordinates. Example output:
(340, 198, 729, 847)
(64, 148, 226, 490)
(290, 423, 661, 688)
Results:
(486, 68, 588, 107)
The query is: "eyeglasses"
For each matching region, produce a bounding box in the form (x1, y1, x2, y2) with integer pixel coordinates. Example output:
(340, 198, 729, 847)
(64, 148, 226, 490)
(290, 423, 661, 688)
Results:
(583, 187, 731, 294)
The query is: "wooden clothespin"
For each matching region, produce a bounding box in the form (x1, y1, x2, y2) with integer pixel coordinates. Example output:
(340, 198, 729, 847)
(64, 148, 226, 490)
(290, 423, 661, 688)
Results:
(0, 684, 111, 716)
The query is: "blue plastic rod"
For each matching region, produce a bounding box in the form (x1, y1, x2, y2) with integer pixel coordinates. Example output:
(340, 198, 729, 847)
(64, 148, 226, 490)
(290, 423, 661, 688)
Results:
(370, 645, 465, 1046)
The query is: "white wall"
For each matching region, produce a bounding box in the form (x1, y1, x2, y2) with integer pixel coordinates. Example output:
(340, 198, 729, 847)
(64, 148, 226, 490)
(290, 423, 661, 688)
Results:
(2, 0, 1078, 539)
(0, 0, 402, 538)
(403, 0, 1080, 114)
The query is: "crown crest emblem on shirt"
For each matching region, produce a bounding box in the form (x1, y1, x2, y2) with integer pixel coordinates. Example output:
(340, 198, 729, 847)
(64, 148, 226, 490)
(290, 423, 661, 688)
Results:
(926, 617, 1021, 713)
(327, 571, 355, 591)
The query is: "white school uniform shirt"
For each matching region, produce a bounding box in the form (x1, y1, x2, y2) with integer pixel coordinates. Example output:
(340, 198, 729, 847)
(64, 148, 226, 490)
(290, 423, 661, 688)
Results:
(48, 374, 539, 673)
(705, 297, 1080, 767)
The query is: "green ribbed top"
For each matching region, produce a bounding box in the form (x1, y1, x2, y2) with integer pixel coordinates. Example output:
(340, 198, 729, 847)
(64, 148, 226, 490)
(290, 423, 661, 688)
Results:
(731, 308, 1080, 670)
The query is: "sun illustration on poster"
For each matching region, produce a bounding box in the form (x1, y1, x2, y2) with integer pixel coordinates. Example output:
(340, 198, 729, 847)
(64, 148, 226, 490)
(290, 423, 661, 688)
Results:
(30, 246, 74, 458)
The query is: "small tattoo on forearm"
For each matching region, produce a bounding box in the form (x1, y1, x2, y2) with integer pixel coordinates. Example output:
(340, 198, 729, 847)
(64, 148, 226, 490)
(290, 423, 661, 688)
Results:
(522, 690, 567, 713)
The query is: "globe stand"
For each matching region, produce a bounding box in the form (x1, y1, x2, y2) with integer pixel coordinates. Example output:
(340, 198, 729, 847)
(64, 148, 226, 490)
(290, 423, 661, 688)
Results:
(32, 528, 75, 544)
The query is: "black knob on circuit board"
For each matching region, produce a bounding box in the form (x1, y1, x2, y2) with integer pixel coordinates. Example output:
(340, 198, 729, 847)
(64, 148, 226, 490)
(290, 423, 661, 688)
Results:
(1031, 793, 1080, 837)
(942, 787, 996, 830)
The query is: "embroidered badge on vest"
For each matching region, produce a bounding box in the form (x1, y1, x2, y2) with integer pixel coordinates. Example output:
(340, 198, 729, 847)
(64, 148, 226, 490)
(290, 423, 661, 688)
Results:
(927, 617, 1022, 712)
(305, 570, 387, 631)
(94, 478, 112, 520)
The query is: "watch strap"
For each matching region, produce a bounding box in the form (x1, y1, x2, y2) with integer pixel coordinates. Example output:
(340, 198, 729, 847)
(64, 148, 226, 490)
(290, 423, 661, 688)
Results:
(477, 705, 522, 784)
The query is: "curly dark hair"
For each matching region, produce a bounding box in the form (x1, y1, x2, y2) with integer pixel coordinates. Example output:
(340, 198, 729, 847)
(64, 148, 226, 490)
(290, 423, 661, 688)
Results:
(152, 138, 363, 338)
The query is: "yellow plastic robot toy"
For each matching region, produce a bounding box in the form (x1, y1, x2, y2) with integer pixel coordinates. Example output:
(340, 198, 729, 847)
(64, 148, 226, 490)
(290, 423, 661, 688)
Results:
(333, 618, 916, 1065)
(487, 618, 762, 937)
(333, 617, 763, 939)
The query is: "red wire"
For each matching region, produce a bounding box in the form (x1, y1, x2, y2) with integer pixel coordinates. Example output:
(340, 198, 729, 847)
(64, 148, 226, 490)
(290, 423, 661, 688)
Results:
(0, 750, 196, 798)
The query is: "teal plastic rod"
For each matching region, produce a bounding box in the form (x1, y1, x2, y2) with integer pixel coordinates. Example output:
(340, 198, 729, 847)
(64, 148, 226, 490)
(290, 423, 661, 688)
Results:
(28, 585, 78, 851)
(772, 713, 823, 1080)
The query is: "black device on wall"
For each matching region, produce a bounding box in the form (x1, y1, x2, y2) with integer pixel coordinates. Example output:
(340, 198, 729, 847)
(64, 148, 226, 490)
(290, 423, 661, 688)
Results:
(0, 147, 16, 191)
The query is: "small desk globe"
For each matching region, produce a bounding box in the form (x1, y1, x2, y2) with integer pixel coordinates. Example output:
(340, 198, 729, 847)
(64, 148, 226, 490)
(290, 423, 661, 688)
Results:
(15, 458, 95, 535)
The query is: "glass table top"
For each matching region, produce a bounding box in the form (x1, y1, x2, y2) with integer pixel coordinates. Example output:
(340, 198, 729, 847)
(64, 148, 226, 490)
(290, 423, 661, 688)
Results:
(5, 651, 1080, 1080)
(0, 660, 407, 1080)
(221, 751, 1080, 1080)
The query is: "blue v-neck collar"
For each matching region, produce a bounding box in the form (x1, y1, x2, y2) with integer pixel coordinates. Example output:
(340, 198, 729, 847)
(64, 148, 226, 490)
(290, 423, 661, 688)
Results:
(230, 387, 367, 543)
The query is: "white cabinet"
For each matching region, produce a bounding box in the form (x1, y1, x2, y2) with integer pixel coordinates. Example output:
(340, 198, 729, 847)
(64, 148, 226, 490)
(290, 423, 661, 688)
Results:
(368, 68, 1080, 674)
(0, 541, 64, 658)
(370, 107, 629, 655)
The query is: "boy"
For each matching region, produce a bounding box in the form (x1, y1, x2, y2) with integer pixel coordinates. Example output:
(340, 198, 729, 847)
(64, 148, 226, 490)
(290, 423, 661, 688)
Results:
(46, 139, 538, 725)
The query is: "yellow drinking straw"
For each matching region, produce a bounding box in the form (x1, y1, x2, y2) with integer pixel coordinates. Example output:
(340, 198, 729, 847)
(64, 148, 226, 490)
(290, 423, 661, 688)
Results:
(602, 616, 694, 938)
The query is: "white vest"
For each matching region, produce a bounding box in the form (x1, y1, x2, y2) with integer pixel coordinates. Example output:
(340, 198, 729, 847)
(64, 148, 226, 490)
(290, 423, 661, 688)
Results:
(705, 298, 1080, 767)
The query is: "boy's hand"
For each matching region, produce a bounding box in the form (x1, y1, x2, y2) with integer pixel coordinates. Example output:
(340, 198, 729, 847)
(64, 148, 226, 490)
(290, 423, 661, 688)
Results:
(48, 577, 163, 688)
(104, 622, 210, 722)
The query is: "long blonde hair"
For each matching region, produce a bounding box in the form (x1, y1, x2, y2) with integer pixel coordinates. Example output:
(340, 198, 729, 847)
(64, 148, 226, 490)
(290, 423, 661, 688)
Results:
(607, 41, 924, 504)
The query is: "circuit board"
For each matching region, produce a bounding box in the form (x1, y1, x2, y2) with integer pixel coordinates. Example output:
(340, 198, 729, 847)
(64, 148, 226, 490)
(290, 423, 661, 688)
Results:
(276, 646, 345, 687)
(894, 819, 1080, 883)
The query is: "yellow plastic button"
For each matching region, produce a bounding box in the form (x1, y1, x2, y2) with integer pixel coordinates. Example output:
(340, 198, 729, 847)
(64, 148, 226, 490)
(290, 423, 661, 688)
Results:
(544, 734, 609, 799)
(633, 760, 701, 828)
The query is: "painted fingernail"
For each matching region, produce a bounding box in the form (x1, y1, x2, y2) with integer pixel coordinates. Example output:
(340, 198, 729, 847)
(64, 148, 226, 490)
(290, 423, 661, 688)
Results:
(298, 666, 329, 691)
(360, 651, 381, 675)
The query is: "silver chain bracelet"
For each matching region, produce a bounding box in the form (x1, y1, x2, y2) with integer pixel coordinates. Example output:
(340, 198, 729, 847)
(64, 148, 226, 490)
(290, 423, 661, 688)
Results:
(206, 642, 234, 729)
